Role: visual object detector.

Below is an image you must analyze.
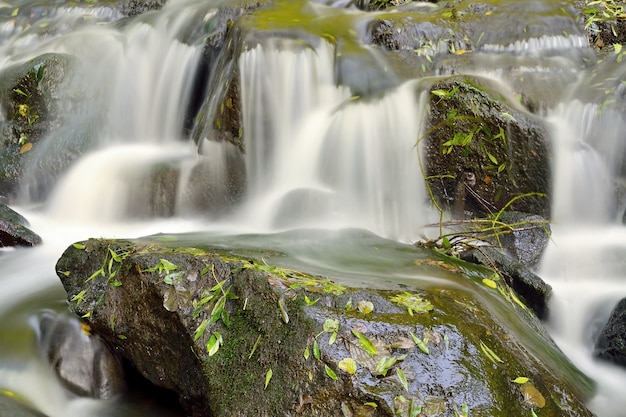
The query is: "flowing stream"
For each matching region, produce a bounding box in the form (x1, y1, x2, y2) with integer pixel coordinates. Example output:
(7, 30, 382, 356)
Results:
(1, 0, 626, 415)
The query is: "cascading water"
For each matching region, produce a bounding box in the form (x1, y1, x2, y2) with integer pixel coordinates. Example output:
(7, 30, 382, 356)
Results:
(1, 0, 626, 416)
(235, 39, 428, 239)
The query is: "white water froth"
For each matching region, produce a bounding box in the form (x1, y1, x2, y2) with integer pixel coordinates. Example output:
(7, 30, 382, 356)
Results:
(46, 144, 196, 224)
(541, 99, 626, 416)
(482, 34, 588, 54)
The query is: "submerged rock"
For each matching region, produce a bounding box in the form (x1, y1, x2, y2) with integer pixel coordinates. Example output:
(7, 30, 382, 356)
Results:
(56, 238, 594, 417)
(0, 203, 41, 247)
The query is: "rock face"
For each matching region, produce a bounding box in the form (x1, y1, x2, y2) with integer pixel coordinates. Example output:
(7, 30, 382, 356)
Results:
(0, 203, 41, 247)
(56, 238, 594, 417)
(424, 76, 552, 219)
(35, 310, 126, 399)
(595, 298, 626, 367)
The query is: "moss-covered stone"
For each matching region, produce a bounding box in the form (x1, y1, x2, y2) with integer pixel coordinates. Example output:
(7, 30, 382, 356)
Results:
(423, 76, 552, 219)
(56, 238, 593, 417)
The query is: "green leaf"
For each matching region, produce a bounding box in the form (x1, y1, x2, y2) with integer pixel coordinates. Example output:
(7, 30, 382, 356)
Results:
(501, 112, 516, 121)
(410, 332, 429, 355)
(375, 356, 398, 376)
(479, 341, 503, 364)
(351, 329, 377, 356)
(278, 297, 289, 324)
(397, 368, 409, 392)
(431, 89, 449, 98)
(159, 258, 178, 273)
(194, 319, 210, 341)
(324, 365, 338, 380)
(513, 376, 530, 384)
(486, 151, 498, 165)
(323, 318, 339, 333)
(71, 289, 87, 305)
(313, 340, 321, 360)
(35, 65, 44, 83)
(264, 368, 273, 389)
(72, 243, 86, 250)
(303, 345, 311, 360)
(329, 331, 337, 345)
(108, 247, 122, 263)
(86, 267, 104, 282)
(338, 358, 357, 375)
(13, 88, 28, 97)
(249, 335, 261, 359)
(207, 332, 223, 356)
(304, 295, 319, 306)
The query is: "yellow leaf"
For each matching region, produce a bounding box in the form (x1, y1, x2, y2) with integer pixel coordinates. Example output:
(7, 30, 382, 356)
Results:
(521, 383, 546, 408)
(513, 376, 529, 384)
(357, 300, 374, 314)
(482, 278, 497, 289)
(80, 322, 92, 336)
(338, 358, 357, 374)
(19, 142, 32, 154)
(455, 49, 472, 55)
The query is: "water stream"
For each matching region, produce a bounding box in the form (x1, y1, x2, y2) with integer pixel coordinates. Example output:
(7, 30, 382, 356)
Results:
(1, 0, 626, 415)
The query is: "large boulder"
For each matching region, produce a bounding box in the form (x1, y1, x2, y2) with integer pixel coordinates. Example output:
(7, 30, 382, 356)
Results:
(56, 237, 594, 417)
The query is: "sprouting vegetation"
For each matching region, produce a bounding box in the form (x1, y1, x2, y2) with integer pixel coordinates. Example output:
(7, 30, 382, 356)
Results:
(583, 0, 626, 35)
(237, 258, 346, 295)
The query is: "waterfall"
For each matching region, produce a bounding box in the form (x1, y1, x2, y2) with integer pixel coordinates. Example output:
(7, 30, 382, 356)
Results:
(539, 90, 626, 415)
(236, 39, 429, 241)
(2, 0, 626, 416)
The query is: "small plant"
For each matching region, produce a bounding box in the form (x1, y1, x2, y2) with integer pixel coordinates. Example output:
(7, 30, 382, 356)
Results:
(583, 0, 626, 34)
(389, 291, 434, 315)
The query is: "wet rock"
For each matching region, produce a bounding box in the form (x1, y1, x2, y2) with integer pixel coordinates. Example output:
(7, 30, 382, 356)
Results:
(0, 53, 85, 200)
(0, 203, 41, 247)
(56, 238, 594, 417)
(461, 246, 552, 320)
(594, 298, 626, 368)
(424, 76, 552, 218)
(36, 310, 126, 399)
(496, 211, 551, 268)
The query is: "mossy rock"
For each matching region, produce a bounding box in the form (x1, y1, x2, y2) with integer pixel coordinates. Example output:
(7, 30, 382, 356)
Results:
(424, 75, 551, 219)
(56, 238, 593, 416)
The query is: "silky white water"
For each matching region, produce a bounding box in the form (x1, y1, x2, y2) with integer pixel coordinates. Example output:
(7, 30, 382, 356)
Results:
(0, 0, 624, 416)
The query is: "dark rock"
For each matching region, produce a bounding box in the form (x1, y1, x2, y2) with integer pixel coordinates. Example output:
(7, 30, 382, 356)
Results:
(56, 238, 594, 417)
(424, 76, 552, 218)
(36, 310, 126, 399)
(595, 298, 626, 367)
(496, 211, 551, 268)
(461, 246, 552, 320)
(0, 203, 41, 247)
